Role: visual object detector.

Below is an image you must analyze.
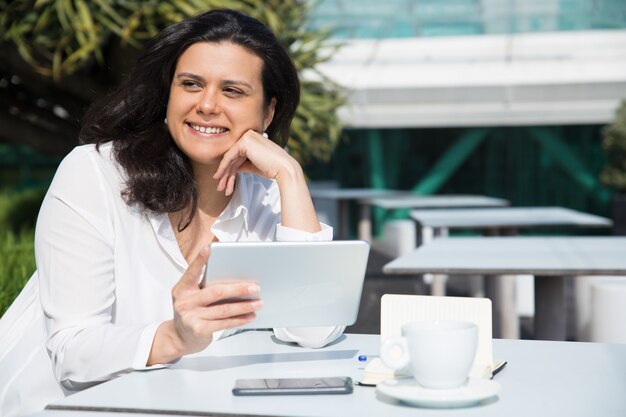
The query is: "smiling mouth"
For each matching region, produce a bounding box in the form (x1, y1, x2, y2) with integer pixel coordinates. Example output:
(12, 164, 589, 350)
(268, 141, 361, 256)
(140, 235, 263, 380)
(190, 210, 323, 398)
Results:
(187, 122, 229, 134)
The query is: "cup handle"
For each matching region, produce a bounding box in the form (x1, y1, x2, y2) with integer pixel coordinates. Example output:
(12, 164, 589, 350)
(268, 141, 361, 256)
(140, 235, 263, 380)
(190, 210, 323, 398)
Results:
(380, 337, 410, 370)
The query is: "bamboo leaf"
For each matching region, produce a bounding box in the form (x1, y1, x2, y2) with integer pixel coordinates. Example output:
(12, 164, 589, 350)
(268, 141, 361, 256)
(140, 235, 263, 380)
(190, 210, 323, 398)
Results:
(76, 0, 95, 34)
(62, 42, 95, 68)
(92, 0, 127, 26)
(13, 35, 39, 68)
(171, 0, 199, 16)
(92, 11, 124, 38)
(62, 0, 77, 26)
(33, 5, 53, 33)
(54, 0, 71, 30)
(34, 0, 53, 9)
(52, 43, 63, 81)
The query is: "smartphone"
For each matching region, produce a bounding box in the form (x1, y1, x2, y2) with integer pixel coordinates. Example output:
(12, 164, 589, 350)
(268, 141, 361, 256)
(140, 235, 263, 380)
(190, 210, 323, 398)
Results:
(232, 377, 353, 396)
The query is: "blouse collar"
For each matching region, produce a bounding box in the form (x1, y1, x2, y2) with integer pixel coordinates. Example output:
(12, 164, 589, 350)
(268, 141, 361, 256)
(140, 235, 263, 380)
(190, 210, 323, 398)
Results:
(148, 173, 250, 269)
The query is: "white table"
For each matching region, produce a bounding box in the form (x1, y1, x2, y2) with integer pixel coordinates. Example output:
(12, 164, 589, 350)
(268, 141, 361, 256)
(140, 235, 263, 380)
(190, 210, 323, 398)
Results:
(310, 188, 408, 239)
(360, 195, 509, 241)
(366, 195, 510, 211)
(409, 207, 613, 338)
(40, 331, 626, 417)
(409, 207, 612, 234)
(383, 237, 626, 341)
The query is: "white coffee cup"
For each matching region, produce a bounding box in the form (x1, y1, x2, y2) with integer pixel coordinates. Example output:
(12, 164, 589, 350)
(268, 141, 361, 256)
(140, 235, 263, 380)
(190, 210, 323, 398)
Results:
(380, 320, 478, 389)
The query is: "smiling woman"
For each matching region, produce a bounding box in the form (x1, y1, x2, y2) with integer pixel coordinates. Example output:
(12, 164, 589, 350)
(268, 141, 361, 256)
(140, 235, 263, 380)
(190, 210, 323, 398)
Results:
(0, 9, 342, 417)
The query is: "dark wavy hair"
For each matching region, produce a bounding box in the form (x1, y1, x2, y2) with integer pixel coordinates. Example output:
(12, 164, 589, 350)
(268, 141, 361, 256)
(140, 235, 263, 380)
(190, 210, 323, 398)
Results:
(79, 9, 300, 229)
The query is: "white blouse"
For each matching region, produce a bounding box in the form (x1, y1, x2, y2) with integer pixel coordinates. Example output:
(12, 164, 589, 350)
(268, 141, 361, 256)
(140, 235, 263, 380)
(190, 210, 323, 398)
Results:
(34, 142, 342, 391)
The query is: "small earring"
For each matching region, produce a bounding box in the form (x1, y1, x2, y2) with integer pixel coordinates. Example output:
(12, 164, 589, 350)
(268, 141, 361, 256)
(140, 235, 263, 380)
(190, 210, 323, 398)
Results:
(164, 117, 168, 125)
(262, 132, 268, 138)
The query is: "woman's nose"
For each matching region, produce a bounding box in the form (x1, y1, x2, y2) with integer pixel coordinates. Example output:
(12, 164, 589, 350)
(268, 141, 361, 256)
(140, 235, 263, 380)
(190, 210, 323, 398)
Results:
(197, 90, 220, 114)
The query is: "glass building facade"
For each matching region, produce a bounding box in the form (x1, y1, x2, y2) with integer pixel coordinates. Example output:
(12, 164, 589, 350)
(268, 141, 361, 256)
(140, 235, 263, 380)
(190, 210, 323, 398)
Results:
(308, 0, 626, 39)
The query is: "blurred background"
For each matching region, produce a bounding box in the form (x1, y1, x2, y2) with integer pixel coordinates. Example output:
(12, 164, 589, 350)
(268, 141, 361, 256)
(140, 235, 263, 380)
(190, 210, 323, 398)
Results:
(1, 0, 625, 336)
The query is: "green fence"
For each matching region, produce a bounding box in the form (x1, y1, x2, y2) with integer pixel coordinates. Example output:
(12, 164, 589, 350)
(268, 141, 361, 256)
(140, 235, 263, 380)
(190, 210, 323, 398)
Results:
(306, 124, 613, 237)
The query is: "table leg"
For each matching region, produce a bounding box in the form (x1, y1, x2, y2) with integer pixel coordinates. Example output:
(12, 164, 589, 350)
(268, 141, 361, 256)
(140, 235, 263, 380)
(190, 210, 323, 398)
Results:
(358, 204, 372, 241)
(484, 275, 520, 339)
(430, 275, 447, 296)
(337, 201, 349, 240)
(418, 226, 433, 247)
(426, 228, 449, 297)
(534, 275, 566, 341)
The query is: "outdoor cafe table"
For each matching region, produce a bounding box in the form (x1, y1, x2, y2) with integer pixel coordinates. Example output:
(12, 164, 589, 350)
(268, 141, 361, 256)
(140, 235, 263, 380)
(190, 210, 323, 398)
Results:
(383, 237, 626, 341)
(408, 206, 613, 338)
(309, 188, 408, 239)
(409, 206, 612, 236)
(40, 330, 626, 417)
(358, 194, 510, 241)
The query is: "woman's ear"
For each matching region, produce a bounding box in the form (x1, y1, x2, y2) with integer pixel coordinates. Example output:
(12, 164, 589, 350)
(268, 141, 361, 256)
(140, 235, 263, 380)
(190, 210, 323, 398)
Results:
(262, 97, 277, 132)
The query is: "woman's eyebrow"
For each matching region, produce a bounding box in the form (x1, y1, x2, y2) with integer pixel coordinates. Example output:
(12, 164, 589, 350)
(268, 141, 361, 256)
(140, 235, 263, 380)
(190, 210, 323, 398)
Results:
(175, 73, 254, 91)
(176, 72, 205, 83)
(222, 79, 254, 91)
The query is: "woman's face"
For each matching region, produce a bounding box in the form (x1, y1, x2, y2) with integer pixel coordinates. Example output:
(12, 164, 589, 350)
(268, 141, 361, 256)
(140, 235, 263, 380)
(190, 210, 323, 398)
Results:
(166, 41, 275, 169)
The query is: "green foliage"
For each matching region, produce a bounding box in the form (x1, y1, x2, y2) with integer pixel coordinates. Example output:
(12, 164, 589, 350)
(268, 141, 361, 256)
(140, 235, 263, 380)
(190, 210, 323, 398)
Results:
(0, 188, 46, 233)
(0, 0, 344, 164)
(600, 100, 626, 194)
(0, 229, 36, 316)
(0, 189, 44, 315)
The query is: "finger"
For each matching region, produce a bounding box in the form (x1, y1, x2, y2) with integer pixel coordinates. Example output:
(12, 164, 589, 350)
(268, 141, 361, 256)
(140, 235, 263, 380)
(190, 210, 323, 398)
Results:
(203, 299, 263, 321)
(179, 246, 211, 289)
(217, 156, 246, 194)
(225, 156, 247, 174)
(213, 156, 231, 181)
(225, 170, 237, 196)
(198, 281, 261, 306)
(214, 144, 244, 179)
(174, 310, 256, 347)
(216, 168, 229, 192)
(235, 160, 259, 176)
(200, 312, 257, 334)
(208, 278, 258, 286)
(218, 312, 257, 328)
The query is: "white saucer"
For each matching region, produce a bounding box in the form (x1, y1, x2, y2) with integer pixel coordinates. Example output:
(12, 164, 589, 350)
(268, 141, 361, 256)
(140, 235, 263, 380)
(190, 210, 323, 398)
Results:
(376, 377, 501, 408)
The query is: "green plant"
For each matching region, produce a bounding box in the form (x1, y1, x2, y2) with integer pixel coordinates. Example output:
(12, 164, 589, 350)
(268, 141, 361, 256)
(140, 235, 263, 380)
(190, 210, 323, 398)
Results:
(600, 100, 626, 194)
(0, 188, 45, 315)
(0, 0, 344, 164)
(0, 228, 36, 316)
(0, 187, 46, 233)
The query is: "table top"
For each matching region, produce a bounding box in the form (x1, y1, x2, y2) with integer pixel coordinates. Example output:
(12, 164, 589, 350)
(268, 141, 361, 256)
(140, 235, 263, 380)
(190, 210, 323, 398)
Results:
(362, 195, 509, 209)
(40, 331, 626, 417)
(383, 236, 626, 276)
(409, 207, 612, 229)
(309, 188, 407, 200)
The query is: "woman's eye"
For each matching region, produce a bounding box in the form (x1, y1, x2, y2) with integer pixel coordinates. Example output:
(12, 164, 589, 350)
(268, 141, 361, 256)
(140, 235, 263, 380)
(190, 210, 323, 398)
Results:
(224, 87, 244, 96)
(182, 80, 201, 89)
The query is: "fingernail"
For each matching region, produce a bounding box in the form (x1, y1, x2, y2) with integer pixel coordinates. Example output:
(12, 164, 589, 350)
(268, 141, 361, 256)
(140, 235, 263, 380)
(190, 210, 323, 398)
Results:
(251, 300, 263, 309)
(248, 284, 260, 294)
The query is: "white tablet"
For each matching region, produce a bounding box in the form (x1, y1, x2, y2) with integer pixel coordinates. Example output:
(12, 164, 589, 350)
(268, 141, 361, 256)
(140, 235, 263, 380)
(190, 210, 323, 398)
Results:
(203, 241, 370, 329)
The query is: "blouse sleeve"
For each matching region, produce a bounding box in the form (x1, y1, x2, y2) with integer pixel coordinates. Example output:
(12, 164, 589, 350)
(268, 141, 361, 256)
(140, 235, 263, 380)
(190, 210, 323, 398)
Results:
(275, 223, 333, 242)
(35, 148, 164, 390)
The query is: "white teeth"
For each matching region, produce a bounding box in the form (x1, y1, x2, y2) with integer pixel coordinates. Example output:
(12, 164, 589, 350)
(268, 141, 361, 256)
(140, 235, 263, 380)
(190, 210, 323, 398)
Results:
(190, 123, 227, 134)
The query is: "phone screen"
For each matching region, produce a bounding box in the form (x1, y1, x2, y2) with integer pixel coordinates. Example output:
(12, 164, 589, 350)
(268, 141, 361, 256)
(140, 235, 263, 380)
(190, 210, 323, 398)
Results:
(232, 377, 353, 395)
